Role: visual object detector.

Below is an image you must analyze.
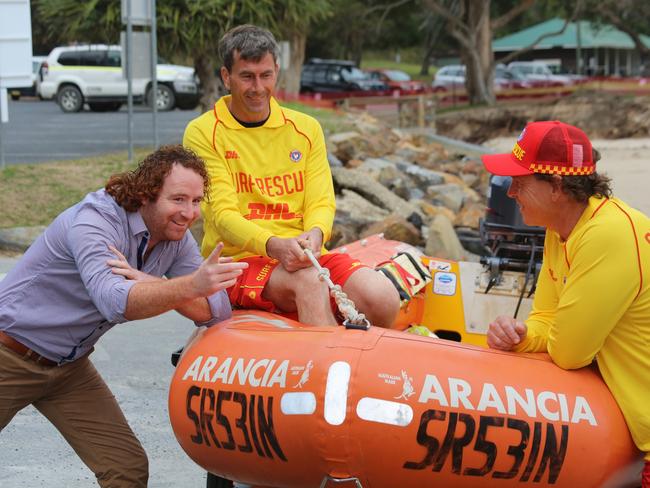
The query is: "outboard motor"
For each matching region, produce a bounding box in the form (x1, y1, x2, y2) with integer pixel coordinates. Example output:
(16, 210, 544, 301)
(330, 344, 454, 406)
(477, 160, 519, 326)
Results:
(479, 176, 546, 316)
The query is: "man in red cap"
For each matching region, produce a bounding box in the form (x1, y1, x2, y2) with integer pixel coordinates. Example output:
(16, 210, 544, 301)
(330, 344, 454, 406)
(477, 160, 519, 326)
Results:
(481, 120, 650, 485)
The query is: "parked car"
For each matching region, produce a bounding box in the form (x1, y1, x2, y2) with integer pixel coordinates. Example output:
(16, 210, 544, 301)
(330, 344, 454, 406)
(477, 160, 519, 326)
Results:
(39, 44, 200, 113)
(365, 69, 425, 92)
(300, 59, 388, 93)
(8, 56, 47, 100)
(432, 65, 466, 92)
(494, 64, 531, 91)
(507, 61, 572, 87)
(433, 64, 531, 93)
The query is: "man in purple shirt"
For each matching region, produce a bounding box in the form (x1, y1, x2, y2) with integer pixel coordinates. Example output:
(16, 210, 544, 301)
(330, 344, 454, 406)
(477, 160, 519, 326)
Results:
(0, 145, 247, 487)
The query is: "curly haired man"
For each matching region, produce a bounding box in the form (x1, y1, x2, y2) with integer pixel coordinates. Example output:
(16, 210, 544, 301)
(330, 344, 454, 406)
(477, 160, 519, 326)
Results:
(0, 145, 247, 487)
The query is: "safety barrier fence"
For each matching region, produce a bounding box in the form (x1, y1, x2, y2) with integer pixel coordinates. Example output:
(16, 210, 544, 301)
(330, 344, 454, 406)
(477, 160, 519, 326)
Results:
(275, 76, 650, 115)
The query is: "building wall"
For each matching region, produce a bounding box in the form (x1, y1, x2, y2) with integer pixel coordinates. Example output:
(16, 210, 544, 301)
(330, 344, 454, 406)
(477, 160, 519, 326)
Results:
(496, 47, 643, 76)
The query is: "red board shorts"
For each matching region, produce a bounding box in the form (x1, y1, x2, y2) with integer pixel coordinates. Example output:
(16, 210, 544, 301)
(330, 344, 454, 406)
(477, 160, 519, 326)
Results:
(643, 460, 650, 488)
(227, 253, 367, 314)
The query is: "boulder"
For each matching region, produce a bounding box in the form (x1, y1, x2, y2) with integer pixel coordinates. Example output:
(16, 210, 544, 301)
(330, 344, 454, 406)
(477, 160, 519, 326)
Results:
(425, 214, 467, 260)
(328, 211, 365, 248)
(414, 200, 457, 223)
(336, 189, 390, 224)
(426, 183, 466, 213)
(328, 131, 369, 164)
(395, 161, 446, 188)
(360, 214, 424, 247)
(454, 201, 486, 229)
(331, 166, 422, 220)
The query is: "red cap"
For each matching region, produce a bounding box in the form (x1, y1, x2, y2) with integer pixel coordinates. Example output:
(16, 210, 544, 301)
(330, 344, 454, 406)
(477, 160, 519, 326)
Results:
(481, 121, 595, 176)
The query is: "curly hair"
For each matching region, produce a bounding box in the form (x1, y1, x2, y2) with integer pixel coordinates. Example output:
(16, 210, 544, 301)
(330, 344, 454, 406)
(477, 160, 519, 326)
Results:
(105, 145, 209, 212)
(533, 148, 612, 203)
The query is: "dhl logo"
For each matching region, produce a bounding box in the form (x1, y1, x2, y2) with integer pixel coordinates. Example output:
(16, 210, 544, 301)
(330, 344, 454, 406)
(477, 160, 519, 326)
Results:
(244, 203, 302, 221)
(225, 150, 240, 159)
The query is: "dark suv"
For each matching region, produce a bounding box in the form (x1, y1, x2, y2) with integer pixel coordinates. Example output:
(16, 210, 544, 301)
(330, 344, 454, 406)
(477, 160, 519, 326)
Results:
(300, 59, 388, 93)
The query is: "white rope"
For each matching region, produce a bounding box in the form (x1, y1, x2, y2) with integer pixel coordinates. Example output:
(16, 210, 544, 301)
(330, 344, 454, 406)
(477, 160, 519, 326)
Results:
(303, 248, 370, 329)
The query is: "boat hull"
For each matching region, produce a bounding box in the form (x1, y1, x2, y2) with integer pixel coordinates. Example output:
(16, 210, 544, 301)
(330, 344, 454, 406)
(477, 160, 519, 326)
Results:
(168, 311, 642, 487)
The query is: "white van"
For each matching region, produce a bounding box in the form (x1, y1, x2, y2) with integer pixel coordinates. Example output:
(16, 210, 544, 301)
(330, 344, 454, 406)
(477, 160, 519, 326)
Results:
(40, 44, 200, 112)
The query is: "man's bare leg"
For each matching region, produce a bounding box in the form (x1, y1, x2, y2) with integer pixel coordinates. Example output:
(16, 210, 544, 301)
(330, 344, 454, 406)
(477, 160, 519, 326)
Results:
(263, 265, 337, 326)
(342, 268, 400, 328)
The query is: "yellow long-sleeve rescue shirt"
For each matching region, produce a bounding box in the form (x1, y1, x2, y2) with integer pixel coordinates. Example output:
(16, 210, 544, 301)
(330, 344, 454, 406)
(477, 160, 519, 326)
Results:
(183, 96, 335, 260)
(515, 196, 650, 459)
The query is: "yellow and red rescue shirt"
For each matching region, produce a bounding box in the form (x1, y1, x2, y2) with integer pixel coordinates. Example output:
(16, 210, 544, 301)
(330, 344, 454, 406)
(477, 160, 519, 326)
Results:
(184, 96, 335, 260)
(515, 196, 650, 459)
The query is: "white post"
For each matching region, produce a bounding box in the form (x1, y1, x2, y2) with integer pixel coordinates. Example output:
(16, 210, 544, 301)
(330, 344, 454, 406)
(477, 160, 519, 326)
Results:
(126, 0, 134, 163)
(150, 0, 158, 149)
(0, 88, 7, 169)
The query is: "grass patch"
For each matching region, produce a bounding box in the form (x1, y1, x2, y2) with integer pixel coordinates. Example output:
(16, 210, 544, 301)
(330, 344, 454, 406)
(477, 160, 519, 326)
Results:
(0, 150, 148, 228)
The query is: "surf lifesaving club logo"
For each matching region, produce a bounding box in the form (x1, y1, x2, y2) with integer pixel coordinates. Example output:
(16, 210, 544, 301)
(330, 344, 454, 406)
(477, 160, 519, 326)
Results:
(289, 149, 302, 163)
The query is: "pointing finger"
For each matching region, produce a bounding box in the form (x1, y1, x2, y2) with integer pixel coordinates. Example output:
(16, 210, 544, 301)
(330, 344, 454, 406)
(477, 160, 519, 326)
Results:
(206, 242, 224, 264)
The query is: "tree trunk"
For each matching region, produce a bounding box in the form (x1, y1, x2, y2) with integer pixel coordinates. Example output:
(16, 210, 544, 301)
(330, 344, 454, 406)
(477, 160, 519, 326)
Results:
(457, 0, 494, 105)
(282, 31, 307, 98)
(420, 40, 436, 76)
(194, 53, 221, 113)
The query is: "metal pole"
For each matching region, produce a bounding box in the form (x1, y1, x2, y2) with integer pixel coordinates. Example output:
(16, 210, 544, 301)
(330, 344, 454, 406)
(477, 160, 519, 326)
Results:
(0, 88, 6, 170)
(150, 0, 158, 149)
(576, 20, 582, 75)
(126, 0, 134, 163)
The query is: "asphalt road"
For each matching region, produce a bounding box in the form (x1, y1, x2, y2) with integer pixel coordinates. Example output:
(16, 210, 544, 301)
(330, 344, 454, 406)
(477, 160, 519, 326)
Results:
(0, 98, 201, 165)
(0, 258, 210, 487)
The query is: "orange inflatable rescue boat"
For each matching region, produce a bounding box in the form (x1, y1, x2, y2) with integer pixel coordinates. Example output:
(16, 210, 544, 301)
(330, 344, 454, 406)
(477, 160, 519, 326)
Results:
(168, 236, 643, 487)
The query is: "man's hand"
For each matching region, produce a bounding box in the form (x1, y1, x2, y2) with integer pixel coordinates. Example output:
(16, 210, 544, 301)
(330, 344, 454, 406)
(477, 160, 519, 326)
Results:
(297, 228, 323, 259)
(191, 243, 248, 297)
(107, 246, 161, 282)
(487, 316, 527, 350)
(266, 236, 311, 272)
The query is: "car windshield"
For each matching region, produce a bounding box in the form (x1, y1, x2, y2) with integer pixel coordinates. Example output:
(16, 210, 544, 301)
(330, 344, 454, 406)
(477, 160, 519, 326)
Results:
(495, 67, 524, 81)
(511, 65, 533, 75)
(384, 70, 410, 81)
(341, 67, 367, 81)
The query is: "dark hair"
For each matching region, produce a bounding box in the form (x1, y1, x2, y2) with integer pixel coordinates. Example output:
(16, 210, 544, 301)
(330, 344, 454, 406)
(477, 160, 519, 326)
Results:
(219, 24, 279, 72)
(533, 147, 611, 203)
(105, 145, 209, 212)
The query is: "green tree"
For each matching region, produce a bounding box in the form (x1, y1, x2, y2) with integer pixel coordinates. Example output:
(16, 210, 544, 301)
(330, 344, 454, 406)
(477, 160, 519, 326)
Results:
(271, 0, 333, 96)
(581, 0, 650, 73)
(32, 0, 333, 109)
(307, 0, 414, 65)
(422, 0, 581, 105)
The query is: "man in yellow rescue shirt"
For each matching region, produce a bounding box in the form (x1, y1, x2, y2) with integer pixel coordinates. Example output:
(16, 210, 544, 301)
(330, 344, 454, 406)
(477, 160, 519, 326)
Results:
(184, 24, 400, 327)
(482, 121, 650, 486)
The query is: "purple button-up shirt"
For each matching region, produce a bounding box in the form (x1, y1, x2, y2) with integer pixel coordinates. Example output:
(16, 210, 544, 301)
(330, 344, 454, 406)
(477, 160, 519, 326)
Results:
(0, 189, 231, 364)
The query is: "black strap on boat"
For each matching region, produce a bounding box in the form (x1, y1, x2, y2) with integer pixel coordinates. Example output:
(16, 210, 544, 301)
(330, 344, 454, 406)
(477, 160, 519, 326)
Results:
(343, 318, 370, 330)
(378, 267, 410, 302)
(396, 251, 432, 281)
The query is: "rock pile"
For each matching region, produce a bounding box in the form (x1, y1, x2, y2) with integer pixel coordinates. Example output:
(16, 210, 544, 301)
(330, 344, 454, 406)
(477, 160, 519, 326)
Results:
(327, 113, 489, 260)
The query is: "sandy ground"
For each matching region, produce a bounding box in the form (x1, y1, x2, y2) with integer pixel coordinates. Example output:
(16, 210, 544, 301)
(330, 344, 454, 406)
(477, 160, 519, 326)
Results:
(484, 137, 650, 216)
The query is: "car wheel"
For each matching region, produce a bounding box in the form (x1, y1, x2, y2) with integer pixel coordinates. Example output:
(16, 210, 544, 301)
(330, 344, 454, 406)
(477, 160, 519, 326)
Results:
(57, 85, 84, 113)
(88, 102, 122, 112)
(148, 84, 175, 111)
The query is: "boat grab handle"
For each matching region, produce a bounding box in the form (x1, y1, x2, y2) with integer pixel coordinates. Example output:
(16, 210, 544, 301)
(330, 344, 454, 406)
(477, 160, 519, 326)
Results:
(319, 475, 364, 488)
